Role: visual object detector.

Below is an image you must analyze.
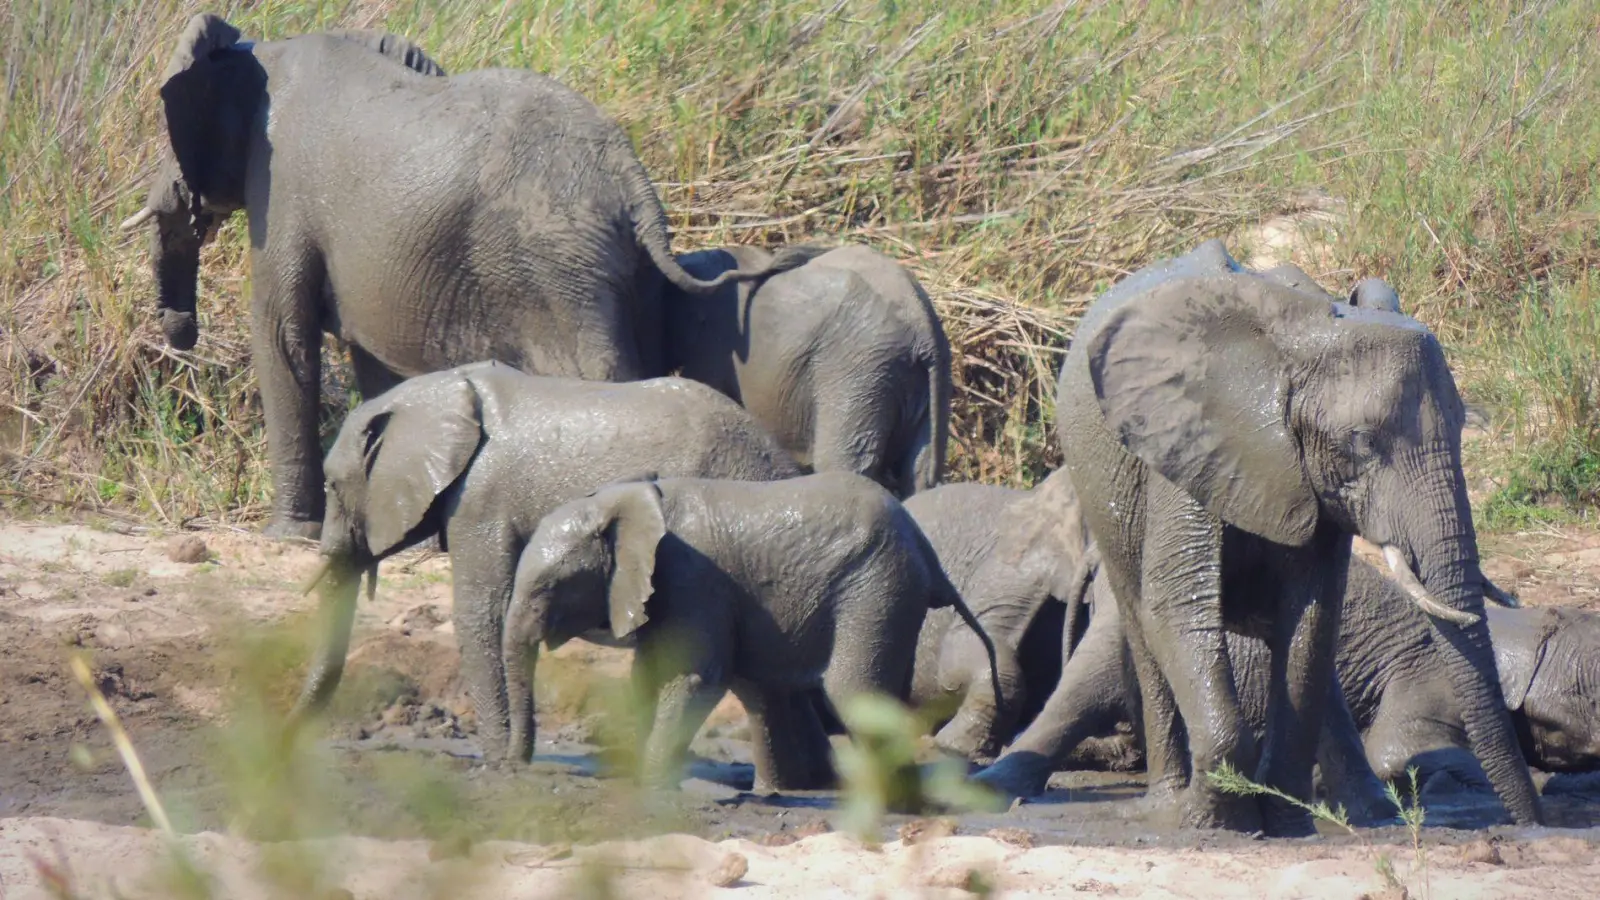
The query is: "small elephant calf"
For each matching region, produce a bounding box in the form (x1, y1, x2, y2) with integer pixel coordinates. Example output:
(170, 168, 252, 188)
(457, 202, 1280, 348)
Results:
(667, 244, 952, 498)
(501, 471, 1021, 791)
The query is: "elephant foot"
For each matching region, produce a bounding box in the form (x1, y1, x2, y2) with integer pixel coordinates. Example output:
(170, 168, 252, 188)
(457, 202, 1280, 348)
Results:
(1180, 784, 1264, 834)
(1257, 793, 1317, 838)
(1326, 778, 1401, 828)
(264, 516, 323, 543)
(932, 712, 1002, 764)
(972, 751, 1054, 800)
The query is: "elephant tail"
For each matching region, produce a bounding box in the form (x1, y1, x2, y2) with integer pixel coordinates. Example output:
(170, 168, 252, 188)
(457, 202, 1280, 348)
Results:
(900, 338, 951, 495)
(945, 580, 1025, 729)
(616, 144, 829, 294)
(1057, 543, 1101, 662)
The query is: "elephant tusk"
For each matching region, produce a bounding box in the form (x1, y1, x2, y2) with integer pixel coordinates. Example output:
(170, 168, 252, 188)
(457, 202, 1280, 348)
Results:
(299, 558, 333, 596)
(1381, 544, 1480, 627)
(119, 207, 156, 232)
(1484, 578, 1521, 608)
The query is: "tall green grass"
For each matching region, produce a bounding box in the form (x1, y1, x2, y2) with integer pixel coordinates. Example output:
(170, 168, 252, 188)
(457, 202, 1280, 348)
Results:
(3, 0, 1598, 524)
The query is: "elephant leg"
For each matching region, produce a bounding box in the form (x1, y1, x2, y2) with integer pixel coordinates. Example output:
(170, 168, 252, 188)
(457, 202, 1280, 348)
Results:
(1316, 678, 1400, 827)
(1139, 486, 1259, 831)
(736, 682, 836, 792)
(810, 388, 894, 494)
(1124, 607, 1188, 805)
(1255, 549, 1347, 837)
(636, 662, 726, 789)
(445, 521, 519, 763)
(976, 582, 1135, 798)
(252, 256, 328, 541)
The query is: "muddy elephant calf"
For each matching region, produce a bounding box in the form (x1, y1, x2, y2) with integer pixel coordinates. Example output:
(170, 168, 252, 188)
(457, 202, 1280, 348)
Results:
(500, 472, 1023, 791)
(904, 469, 1101, 762)
(292, 361, 802, 762)
(667, 243, 952, 498)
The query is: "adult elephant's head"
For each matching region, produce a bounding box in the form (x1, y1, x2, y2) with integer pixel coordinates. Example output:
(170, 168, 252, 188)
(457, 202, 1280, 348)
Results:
(1084, 268, 1543, 825)
(289, 369, 484, 720)
(119, 15, 444, 351)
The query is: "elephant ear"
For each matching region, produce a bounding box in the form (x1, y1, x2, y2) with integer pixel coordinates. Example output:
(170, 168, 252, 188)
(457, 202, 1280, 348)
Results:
(1348, 278, 1403, 314)
(1488, 606, 1559, 711)
(363, 377, 482, 556)
(1086, 273, 1323, 546)
(596, 481, 668, 641)
(157, 14, 261, 213)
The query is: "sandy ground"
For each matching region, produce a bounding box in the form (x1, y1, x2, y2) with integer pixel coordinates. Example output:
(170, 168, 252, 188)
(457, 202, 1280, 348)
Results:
(4, 515, 1600, 898)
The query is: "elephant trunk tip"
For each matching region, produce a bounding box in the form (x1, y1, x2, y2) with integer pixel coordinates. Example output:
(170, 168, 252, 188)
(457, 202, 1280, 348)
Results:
(161, 309, 199, 351)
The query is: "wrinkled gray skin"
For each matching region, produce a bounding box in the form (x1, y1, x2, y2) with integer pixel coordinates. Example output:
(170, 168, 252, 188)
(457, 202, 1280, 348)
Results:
(500, 472, 1022, 790)
(290, 361, 802, 762)
(123, 14, 811, 541)
(904, 469, 1100, 761)
(667, 244, 953, 498)
(1047, 237, 1542, 834)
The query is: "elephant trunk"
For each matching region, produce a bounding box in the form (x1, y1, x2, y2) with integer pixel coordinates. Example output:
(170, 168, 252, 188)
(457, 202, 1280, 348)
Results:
(502, 600, 544, 764)
(1399, 463, 1543, 825)
(152, 215, 202, 351)
(286, 555, 367, 725)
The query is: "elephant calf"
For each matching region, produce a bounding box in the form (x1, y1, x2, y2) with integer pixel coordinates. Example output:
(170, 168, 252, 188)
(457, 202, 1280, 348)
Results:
(501, 472, 1022, 791)
(904, 469, 1102, 761)
(292, 361, 802, 761)
(667, 243, 952, 498)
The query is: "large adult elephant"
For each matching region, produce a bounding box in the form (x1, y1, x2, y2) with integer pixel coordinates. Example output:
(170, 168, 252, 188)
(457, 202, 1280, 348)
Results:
(119, 14, 809, 540)
(1048, 238, 1542, 834)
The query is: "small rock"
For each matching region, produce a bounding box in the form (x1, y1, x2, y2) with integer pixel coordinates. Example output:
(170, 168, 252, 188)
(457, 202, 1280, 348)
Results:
(166, 535, 209, 564)
(704, 851, 748, 887)
(759, 831, 798, 847)
(1461, 838, 1504, 866)
(1356, 889, 1408, 900)
(985, 827, 1035, 849)
(898, 817, 957, 844)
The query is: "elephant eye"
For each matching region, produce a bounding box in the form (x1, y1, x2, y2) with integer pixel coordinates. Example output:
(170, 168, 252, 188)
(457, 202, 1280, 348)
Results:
(1349, 429, 1379, 461)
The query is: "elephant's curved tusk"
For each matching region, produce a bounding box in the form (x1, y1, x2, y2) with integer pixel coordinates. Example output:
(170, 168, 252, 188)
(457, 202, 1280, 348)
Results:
(1381, 544, 1481, 627)
(119, 207, 156, 232)
(1484, 579, 1521, 608)
(299, 558, 333, 596)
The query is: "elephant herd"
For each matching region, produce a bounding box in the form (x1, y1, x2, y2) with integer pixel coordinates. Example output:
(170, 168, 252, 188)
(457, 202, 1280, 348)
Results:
(117, 14, 1600, 838)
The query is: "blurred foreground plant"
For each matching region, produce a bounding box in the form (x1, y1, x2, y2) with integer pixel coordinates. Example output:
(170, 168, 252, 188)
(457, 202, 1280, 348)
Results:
(834, 692, 1007, 843)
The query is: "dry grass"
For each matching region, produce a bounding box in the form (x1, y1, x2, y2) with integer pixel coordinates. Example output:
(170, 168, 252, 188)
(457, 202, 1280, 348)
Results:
(3, 0, 1599, 526)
